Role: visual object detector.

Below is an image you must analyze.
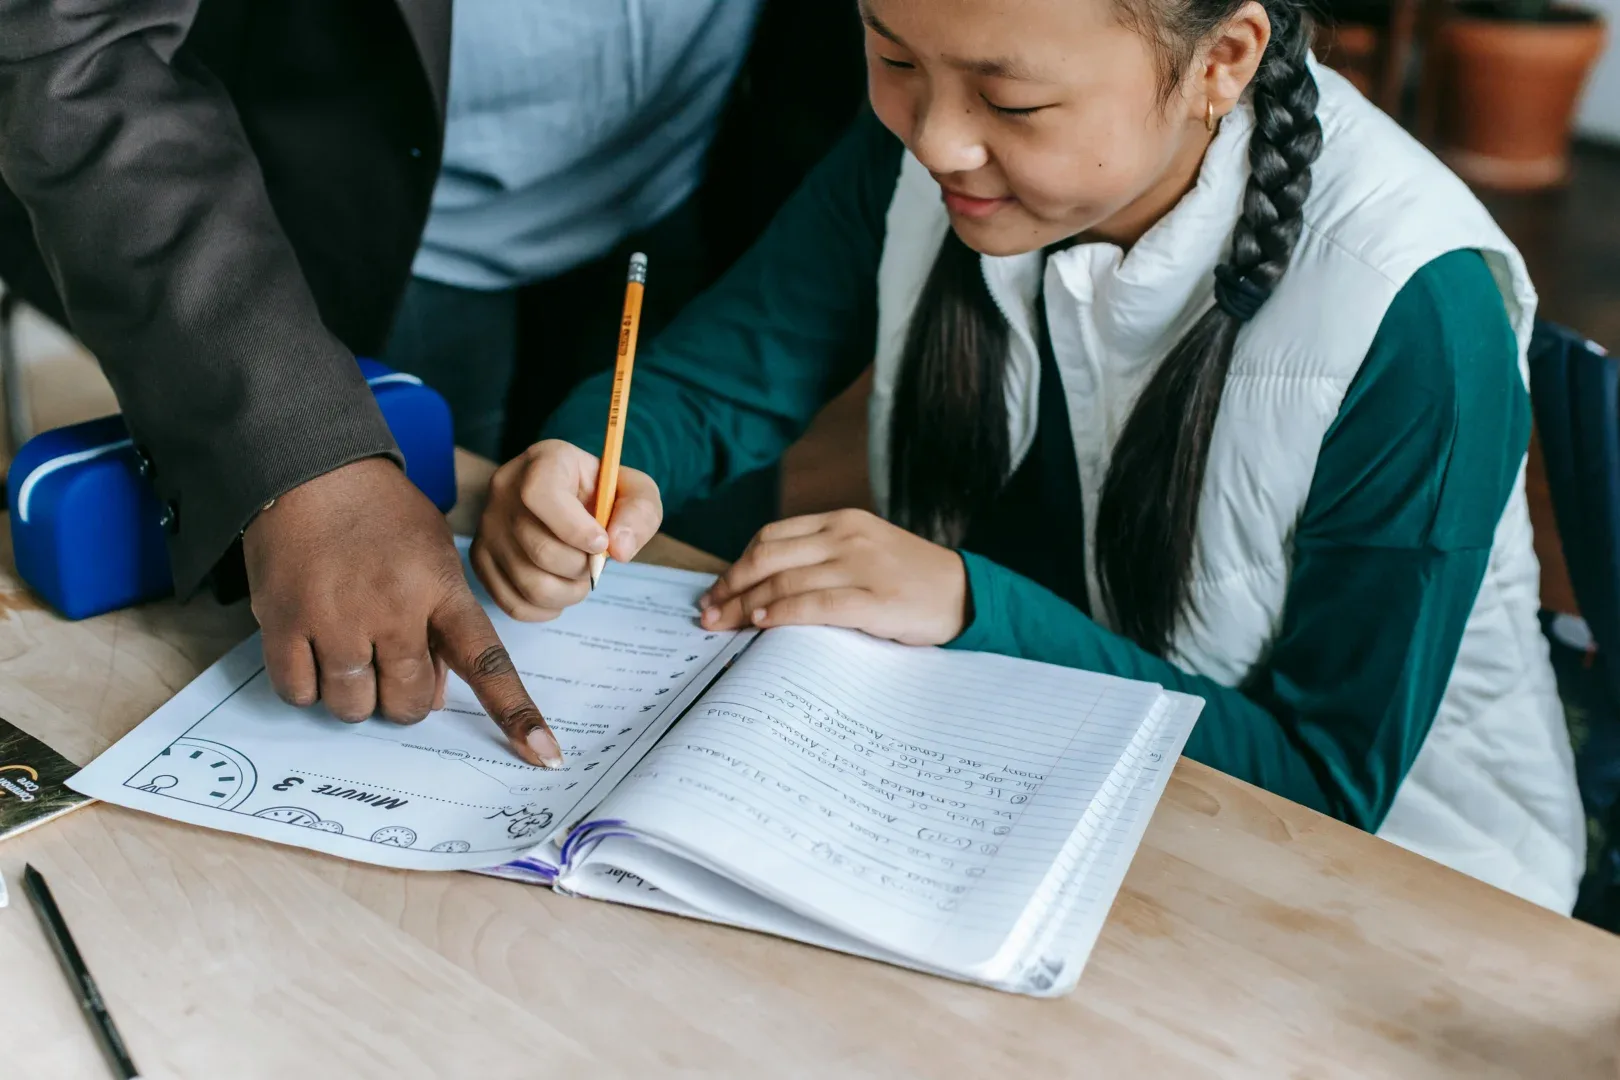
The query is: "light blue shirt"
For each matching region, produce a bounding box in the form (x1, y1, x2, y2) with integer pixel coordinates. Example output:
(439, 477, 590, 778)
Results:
(414, 0, 763, 290)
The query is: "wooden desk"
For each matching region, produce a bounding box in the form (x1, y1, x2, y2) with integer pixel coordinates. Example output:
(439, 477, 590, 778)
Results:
(2, 451, 1618, 1079)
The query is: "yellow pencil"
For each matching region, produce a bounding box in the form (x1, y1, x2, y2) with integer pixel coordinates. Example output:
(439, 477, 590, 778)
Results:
(590, 252, 647, 589)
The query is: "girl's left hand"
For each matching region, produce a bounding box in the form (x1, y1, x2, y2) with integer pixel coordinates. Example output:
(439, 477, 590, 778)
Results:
(698, 510, 969, 646)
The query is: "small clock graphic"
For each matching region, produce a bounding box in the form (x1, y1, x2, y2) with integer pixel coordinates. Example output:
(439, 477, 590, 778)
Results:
(127, 738, 257, 810)
(371, 825, 418, 847)
(253, 806, 320, 825)
(252, 807, 344, 833)
(431, 840, 471, 853)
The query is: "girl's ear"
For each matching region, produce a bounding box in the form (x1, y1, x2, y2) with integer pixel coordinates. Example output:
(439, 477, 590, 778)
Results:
(1193, 1, 1272, 126)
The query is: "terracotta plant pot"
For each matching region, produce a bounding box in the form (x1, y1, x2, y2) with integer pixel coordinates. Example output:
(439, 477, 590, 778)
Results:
(1316, 21, 1384, 99)
(1433, 4, 1607, 191)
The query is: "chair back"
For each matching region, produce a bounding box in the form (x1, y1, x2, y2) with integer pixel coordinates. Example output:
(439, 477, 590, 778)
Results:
(1529, 320, 1620, 699)
(1528, 319, 1620, 927)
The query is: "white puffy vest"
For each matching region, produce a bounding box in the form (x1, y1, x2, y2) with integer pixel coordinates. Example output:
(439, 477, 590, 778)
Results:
(868, 61, 1585, 912)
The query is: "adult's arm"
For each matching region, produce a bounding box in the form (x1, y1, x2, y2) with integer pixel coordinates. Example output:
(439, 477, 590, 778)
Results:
(0, 0, 399, 594)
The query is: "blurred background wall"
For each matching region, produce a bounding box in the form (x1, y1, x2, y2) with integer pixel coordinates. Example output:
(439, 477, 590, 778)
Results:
(1576, 0, 1619, 140)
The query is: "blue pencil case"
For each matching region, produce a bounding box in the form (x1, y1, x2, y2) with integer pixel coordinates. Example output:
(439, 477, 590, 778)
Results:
(7, 359, 456, 620)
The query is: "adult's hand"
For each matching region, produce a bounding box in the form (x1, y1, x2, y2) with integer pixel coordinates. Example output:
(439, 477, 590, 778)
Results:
(243, 458, 564, 768)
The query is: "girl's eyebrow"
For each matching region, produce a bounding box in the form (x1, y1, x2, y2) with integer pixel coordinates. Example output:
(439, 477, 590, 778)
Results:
(953, 55, 1042, 82)
(860, 4, 1043, 82)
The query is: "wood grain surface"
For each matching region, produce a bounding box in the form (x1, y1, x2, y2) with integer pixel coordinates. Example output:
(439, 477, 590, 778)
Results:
(0, 451, 1616, 1079)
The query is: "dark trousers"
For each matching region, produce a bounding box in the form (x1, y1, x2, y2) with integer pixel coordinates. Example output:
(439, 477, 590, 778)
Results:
(380, 199, 777, 560)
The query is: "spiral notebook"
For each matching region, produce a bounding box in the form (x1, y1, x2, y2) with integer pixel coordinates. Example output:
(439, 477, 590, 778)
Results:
(70, 550, 1201, 997)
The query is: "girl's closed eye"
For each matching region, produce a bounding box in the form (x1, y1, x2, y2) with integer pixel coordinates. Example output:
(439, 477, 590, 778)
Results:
(982, 96, 1053, 118)
(878, 55, 915, 71)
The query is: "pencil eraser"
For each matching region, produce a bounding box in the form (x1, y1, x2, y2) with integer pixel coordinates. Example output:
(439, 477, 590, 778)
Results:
(628, 252, 648, 284)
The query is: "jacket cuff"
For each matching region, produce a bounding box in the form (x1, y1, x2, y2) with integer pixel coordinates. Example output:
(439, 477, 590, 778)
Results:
(139, 355, 402, 598)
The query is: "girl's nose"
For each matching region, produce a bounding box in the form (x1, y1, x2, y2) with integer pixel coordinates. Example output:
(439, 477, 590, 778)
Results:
(909, 99, 990, 176)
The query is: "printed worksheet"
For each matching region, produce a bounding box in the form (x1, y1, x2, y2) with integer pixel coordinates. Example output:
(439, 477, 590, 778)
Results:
(69, 550, 752, 871)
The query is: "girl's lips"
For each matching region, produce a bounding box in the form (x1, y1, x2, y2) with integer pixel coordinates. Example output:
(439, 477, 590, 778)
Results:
(941, 187, 1013, 219)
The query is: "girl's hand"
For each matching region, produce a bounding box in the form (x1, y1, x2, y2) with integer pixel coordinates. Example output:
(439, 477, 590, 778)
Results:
(699, 510, 968, 646)
(472, 439, 663, 621)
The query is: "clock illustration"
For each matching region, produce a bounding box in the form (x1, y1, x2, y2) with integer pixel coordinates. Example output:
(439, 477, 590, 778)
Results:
(252, 807, 344, 833)
(371, 825, 417, 847)
(431, 840, 471, 853)
(127, 738, 257, 810)
(253, 806, 320, 826)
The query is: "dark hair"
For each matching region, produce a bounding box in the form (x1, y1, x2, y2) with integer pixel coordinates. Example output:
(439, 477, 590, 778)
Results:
(887, 0, 1324, 655)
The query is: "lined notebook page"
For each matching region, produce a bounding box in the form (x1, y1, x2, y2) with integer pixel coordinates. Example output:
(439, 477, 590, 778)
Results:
(581, 626, 1170, 969)
(1008, 694, 1200, 994)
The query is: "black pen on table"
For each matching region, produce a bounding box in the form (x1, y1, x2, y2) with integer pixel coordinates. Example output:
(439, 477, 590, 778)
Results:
(22, 864, 142, 1080)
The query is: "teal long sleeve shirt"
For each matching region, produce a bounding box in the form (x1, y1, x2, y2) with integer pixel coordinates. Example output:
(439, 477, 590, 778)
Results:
(543, 111, 1530, 832)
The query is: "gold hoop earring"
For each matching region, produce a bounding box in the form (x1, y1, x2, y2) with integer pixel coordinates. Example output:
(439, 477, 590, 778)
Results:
(1205, 101, 1217, 134)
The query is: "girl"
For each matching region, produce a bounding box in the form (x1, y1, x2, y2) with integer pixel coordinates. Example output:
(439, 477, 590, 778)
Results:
(472, 0, 1585, 911)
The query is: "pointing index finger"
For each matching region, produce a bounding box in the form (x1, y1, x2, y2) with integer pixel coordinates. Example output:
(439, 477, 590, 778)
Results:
(431, 589, 564, 769)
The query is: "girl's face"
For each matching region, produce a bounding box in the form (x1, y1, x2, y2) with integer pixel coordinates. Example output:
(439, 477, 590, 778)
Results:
(863, 0, 1215, 256)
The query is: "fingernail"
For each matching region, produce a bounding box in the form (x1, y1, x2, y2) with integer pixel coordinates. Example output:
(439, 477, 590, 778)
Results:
(614, 527, 635, 551)
(528, 727, 565, 769)
(701, 607, 717, 625)
(587, 532, 609, 554)
(751, 608, 767, 625)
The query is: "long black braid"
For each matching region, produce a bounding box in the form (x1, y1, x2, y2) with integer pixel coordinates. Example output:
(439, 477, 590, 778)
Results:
(887, 0, 1324, 656)
(1095, 1, 1324, 654)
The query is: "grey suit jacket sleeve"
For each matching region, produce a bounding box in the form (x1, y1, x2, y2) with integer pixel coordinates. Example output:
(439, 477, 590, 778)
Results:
(0, 0, 402, 595)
